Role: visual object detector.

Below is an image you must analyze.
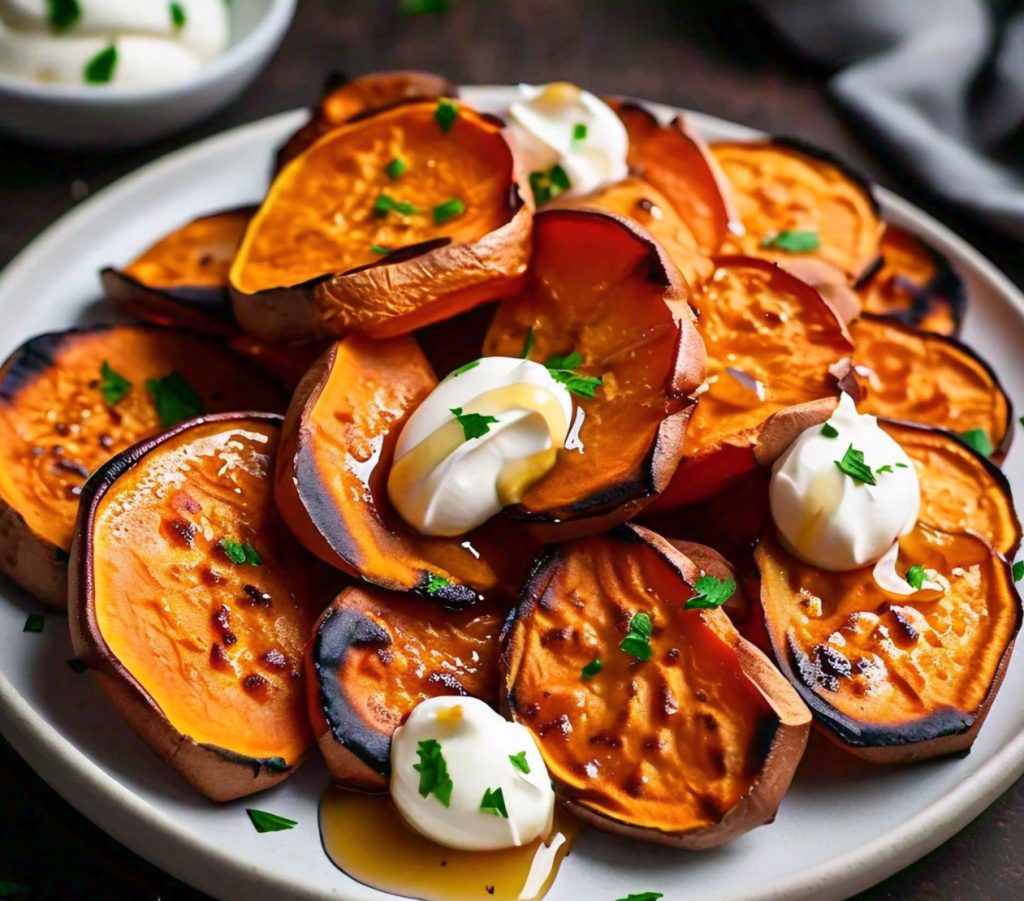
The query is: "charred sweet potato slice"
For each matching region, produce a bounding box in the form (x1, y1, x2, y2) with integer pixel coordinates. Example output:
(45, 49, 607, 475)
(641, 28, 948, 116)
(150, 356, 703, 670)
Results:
(558, 176, 714, 289)
(610, 100, 736, 254)
(649, 257, 852, 512)
(482, 209, 705, 539)
(857, 225, 965, 335)
(712, 139, 883, 283)
(757, 525, 1020, 763)
(275, 333, 538, 606)
(852, 315, 1012, 461)
(231, 100, 531, 341)
(308, 585, 502, 791)
(0, 325, 287, 607)
(502, 524, 810, 847)
(276, 70, 458, 169)
(69, 414, 338, 800)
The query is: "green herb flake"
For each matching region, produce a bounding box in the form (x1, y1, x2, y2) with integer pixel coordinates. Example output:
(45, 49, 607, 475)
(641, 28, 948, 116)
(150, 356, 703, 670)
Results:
(246, 808, 298, 833)
(67, 658, 88, 674)
(835, 444, 877, 486)
(581, 657, 602, 680)
(146, 371, 203, 427)
(424, 573, 452, 595)
(434, 99, 459, 133)
(544, 349, 603, 399)
(616, 894, 664, 901)
(820, 422, 839, 438)
(400, 0, 451, 18)
(521, 326, 535, 359)
(99, 360, 132, 406)
(620, 611, 653, 662)
(433, 197, 466, 225)
(684, 574, 736, 610)
(23, 613, 45, 634)
(84, 44, 118, 85)
(47, 0, 81, 32)
(1012, 560, 1023, 582)
(480, 786, 509, 818)
(385, 157, 407, 180)
(509, 751, 531, 774)
(414, 738, 453, 806)
(957, 428, 995, 458)
(370, 244, 392, 255)
(373, 193, 420, 217)
(219, 539, 262, 567)
(170, 2, 187, 28)
(905, 565, 927, 590)
(572, 122, 588, 145)
(876, 465, 894, 475)
(760, 229, 821, 253)
(529, 163, 571, 206)
(451, 406, 499, 441)
(451, 359, 481, 377)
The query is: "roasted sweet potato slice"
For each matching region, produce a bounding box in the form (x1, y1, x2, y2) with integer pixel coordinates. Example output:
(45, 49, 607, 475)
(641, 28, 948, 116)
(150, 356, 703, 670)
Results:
(276, 70, 458, 170)
(482, 209, 705, 539)
(0, 325, 287, 607)
(851, 315, 1012, 461)
(502, 524, 810, 848)
(276, 333, 539, 606)
(857, 225, 965, 335)
(307, 585, 502, 791)
(558, 176, 714, 289)
(712, 139, 883, 283)
(757, 526, 1020, 763)
(231, 100, 531, 342)
(68, 414, 338, 800)
(609, 100, 736, 254)
(648, 257, 852, 512)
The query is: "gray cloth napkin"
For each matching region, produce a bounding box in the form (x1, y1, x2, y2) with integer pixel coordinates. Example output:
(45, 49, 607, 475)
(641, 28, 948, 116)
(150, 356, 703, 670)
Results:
(753, 0, 1024, 238)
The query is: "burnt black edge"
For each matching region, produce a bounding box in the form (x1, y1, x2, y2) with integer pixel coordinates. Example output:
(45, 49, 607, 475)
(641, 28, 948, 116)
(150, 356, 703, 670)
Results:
(197, 745, 293, 779)
(101, 268, 237, 323)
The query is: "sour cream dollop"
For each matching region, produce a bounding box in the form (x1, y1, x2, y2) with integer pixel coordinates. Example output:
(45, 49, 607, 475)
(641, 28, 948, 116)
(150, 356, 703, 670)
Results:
(770, 392, 920, 571)
(391, 696, 555, 851)
(0, 0, 229, 88)
(507, 81, 629, 201)
(387, 357, 573, 537)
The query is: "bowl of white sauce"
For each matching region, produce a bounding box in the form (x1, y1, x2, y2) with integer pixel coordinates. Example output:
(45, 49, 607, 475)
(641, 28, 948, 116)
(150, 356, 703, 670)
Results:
(0, 0, 296, 148)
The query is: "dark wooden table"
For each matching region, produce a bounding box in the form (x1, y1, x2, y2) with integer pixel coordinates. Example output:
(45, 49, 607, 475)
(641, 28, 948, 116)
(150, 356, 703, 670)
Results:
(1, 1, 1021, 898)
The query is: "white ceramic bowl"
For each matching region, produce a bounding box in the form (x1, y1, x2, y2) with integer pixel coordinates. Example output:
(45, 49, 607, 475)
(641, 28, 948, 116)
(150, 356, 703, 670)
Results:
(0, 0, 296, 149)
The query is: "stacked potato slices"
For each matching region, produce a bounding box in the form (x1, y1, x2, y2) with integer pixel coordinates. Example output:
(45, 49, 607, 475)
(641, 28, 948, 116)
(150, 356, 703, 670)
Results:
(0, 70, 1011, 852)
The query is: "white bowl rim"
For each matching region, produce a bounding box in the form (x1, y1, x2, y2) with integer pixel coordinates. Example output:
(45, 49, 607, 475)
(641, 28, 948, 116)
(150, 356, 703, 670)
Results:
(0, 0, 297, 103)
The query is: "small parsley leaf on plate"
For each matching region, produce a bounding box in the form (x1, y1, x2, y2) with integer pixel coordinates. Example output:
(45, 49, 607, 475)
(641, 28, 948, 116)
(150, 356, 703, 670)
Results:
(760, 230, 820, 253)
(385, 157, 407, 180)
(684, 575, 736, 610)
(835, 444, 876, 486)
(424, 573, 452, 595)
(544, 350, 603, 399)
(581, 657, 602, 680)
(451, 406, 499, 440)
(905, 565, 927, 590)
(451, 359, 480, 377)
(146, 371, 203, 427)
(509, 751, 531, 774)
(246, 809, 297, 833)
(480, 786, 509, 818)
(374, 193, 420, 217)
(170, 2, 187, 28)
(219, 539, 262, 567)
(99, 361, 132, 406)
(84, 44, 118, 84)
(1012, 560, 1023, 582)
(414, 739, 453, 806)
(957, 428, 995, 458)
(821, 422, 839, 438)
(47, 0, 80, 32)
(434, 99, 459, 133)
(23, 613, 45, 633)
(620, 612, 653, 661)
(433, 198, 466, 225)
(521, 326, 535, 359)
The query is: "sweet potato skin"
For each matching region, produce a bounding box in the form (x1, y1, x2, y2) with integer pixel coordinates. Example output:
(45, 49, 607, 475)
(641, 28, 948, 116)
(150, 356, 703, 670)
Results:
(68, 413, 330, 801)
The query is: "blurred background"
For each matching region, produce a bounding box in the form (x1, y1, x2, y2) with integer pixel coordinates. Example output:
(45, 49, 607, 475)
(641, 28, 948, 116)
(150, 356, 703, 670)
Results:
(1, 0, 1023, 897)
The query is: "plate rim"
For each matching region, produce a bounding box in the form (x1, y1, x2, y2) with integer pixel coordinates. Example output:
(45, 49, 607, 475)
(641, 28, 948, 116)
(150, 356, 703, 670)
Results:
(0, 89, 1022, 901)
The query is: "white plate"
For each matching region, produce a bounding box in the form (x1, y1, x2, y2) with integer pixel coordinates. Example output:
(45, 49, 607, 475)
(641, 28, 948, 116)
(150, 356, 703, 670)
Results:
(0, 86, 1022, 901)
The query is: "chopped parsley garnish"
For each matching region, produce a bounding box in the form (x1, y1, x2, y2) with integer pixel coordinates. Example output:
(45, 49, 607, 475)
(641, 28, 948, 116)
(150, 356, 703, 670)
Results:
(47, 0, 81, 32)
(385, 157, 407, 180)
(760, 230, 820, 253)
(146, 371, 203, 427)
(544, 350, 603, 399)
(246, 809, 298, 833)
(67, 658, 88, 674)
(23, 613, 45, 633)
(957, 428, 994, 458)
(617, 894, 664, 901)
(835, 444, 876, 486)
(424, 572, 452, 595)
(905, 565, 927, 590)
(451, 359, 480, 377)
(521, 326, 535, 359)
(572, 122, 588, 145)
(528, 163, 571, 206)
(370, 244, 391, 255)
(620, 611, 653, 661)
(480, 786, 509, 818)
(373, 193, 420, 217)
(414, 739, 453, 806)
(451, 406, 499, 440)
(99, 361, 132, 406)
(684, 575, 736, 610)
(84, 44, 118, 84)
(875, 462, 908, 475)
(509, 751, 531, 774)
(581, 657, 602, 680)
(821, 422, 839, 438)
(400, 0, 451, 18)
(433, 197, 466, 225)
(219, 539, 263, 567)
(1013, 560, 1024, 582)
(170, 2, 187, 28)
(434, 99, 459, 133)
